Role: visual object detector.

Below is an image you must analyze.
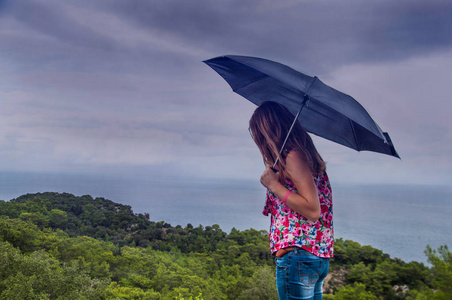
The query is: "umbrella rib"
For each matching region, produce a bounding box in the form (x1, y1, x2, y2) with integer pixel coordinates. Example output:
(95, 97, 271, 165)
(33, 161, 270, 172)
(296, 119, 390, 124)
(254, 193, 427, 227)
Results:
(231, 76, 269, 93)
(306, 95, 385, 150)
(349, 119, 359, 150)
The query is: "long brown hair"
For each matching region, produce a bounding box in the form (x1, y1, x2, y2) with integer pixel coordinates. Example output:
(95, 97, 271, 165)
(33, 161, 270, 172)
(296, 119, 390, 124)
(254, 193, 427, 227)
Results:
(249, 101, 326, 182)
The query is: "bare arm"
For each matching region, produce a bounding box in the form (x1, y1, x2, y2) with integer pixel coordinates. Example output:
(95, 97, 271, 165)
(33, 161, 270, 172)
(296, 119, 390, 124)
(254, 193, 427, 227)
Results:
(260, 151, 321, 222)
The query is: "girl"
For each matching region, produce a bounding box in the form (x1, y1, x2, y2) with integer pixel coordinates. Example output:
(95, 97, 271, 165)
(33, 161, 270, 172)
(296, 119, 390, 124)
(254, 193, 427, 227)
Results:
(249, 101, 333, 300)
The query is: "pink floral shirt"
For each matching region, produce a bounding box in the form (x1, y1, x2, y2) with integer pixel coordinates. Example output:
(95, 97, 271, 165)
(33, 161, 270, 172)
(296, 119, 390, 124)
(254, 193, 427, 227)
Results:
(263, 171, 333, 258)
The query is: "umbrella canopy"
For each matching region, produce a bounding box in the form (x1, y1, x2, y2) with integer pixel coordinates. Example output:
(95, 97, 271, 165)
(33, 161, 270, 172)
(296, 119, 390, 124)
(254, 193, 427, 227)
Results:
(204, 55, 400, 159)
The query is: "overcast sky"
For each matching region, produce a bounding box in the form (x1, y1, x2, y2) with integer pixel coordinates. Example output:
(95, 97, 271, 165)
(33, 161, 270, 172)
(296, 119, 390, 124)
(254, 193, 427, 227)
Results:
(1, 0, 451, 186)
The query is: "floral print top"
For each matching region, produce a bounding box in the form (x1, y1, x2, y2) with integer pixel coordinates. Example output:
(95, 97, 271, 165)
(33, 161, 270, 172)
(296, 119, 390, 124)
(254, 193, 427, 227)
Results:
(262, 171, 333, 258)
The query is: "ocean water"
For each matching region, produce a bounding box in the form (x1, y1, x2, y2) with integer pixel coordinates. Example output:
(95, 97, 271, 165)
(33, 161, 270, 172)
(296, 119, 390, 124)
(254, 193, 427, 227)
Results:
(0, 171, 451, 264)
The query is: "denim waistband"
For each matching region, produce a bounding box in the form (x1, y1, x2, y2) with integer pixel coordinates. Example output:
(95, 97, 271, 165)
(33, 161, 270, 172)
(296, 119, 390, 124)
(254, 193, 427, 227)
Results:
(292, 247, 315, 256)
(288, 247, 327, 259)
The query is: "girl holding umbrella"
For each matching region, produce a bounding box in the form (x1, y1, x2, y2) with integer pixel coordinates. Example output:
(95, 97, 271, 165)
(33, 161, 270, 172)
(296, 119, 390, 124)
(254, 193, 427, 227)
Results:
(249, 101, 334, 300)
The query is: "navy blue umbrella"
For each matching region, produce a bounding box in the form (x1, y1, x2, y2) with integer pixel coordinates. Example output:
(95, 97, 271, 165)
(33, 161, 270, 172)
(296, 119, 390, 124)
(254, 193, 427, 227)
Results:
(204, 55, 399, 160)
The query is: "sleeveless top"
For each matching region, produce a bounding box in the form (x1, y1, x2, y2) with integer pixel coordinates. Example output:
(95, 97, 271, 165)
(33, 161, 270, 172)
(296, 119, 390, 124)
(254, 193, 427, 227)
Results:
(262, 171, 334, 258)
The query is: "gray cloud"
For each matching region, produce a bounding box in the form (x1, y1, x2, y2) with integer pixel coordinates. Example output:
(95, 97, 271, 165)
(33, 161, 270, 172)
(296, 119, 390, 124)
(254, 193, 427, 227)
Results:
(100, 0, 452, 70)
(15, 4, 108, 48)
(0, 0, 451, 185)
(3, 0, 452, 74)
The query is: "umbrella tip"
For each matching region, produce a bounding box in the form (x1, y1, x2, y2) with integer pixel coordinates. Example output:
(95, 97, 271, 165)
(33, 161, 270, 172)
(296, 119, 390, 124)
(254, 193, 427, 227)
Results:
(383, 132, 400, 159)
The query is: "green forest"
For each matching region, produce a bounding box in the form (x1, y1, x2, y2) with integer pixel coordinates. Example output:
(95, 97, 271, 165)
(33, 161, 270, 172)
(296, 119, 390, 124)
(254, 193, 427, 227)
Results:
(0, 192, 450, 299)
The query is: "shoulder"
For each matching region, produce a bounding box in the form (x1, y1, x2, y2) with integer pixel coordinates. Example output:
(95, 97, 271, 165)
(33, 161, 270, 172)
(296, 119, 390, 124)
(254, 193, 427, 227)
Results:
(285, 151, 311, 180)
(285, 150, 307, 167)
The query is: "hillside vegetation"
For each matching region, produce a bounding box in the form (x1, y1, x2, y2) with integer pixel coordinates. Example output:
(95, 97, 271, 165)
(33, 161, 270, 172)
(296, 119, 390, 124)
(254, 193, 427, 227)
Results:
(0, 192, 450, 299)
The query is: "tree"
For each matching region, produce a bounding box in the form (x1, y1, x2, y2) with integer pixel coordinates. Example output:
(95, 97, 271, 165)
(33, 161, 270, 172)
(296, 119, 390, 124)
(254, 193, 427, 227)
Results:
(346, 262, 372, 285)
(49, 209, 68, 228)
(0, 241, 109, 299)
(237, 266, 278, 300)
(422, 245, 452, 299)
(328, 283, 378, 300)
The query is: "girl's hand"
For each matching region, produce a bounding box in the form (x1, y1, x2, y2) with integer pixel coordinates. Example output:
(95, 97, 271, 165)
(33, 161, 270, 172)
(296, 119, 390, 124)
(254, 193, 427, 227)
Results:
(260, 166, 280, 191)
(259, 151, 321, 223)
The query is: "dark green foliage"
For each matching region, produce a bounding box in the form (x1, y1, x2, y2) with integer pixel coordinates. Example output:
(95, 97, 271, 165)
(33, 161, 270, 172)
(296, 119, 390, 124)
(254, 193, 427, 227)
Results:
(0, 192, 450, 299)
(332, 239, 390, 268)
(405, 245, 452, 300)
(0, 241, 109, 299)
(324, 283, 378, 300)
(0, 193, 276, 299)
(329, 238, 434, 299)
(2, 193, 140, 246)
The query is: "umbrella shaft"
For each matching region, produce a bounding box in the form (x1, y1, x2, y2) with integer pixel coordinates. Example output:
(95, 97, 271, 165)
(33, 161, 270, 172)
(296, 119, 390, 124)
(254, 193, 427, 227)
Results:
(273, 100, 306, 168)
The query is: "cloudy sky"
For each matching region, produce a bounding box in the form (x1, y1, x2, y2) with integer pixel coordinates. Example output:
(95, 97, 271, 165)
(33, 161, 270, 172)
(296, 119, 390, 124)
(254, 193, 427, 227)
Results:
(1, 0, 451, 186)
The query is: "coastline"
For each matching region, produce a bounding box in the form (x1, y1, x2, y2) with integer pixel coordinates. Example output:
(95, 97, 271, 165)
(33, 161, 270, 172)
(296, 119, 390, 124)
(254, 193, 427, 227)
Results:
(1, 171, 450, 263)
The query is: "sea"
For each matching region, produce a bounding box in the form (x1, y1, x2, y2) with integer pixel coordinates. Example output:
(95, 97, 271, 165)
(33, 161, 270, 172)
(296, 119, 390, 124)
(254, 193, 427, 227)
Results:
(0, 171, 451, 264)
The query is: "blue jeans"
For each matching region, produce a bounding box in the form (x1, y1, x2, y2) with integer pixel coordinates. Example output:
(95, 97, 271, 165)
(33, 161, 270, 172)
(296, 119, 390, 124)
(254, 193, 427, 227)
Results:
(275, 248, 329, 300)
